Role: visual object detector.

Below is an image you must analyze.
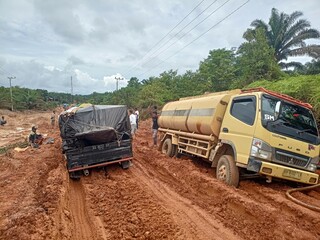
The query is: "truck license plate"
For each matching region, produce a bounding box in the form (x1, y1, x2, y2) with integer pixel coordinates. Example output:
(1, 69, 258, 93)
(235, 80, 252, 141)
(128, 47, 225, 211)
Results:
(282, 169, 302, 180)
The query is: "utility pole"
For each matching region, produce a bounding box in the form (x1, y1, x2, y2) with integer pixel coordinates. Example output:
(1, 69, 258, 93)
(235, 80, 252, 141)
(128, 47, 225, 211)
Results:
(8, 76, 16, 111)
(115, 76, 124, 91)
(71, 76, 73, 104)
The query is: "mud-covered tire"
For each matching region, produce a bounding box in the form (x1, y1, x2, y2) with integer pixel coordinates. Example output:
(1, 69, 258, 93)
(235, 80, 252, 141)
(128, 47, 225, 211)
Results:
(172, 145, 181, 158)
(69, 171, 81, 180)
(162, 138, 174, 157)
(121, 160, 131, 169)
(216, 155, 239, 187)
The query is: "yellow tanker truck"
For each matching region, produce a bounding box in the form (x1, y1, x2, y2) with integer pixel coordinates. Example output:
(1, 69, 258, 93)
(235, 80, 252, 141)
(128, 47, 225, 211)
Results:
(158, 88, 320, 187)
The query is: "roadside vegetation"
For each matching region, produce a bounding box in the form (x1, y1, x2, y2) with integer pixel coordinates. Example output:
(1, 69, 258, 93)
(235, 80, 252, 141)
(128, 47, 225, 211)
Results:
(0, 8, 319, 119)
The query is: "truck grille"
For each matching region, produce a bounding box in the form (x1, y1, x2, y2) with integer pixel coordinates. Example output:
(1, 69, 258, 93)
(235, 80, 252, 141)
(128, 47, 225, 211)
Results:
(274, 149, 309, 168)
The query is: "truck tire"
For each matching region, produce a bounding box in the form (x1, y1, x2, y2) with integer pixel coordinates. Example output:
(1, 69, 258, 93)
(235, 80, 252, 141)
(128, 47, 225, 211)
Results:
(69, 171, 81, 180)
(172, 145, 181, 158)
(121, 160, 131, 169)
(216, 155, 239, 187)
(162, 138, 174, 157)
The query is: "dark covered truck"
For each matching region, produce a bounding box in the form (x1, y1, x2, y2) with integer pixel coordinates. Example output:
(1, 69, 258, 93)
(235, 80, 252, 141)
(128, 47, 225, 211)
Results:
(59, 104, 133, 179)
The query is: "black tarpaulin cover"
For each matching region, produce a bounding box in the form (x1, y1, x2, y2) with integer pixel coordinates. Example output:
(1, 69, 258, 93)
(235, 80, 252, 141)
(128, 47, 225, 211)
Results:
(59, 105, 131, 144)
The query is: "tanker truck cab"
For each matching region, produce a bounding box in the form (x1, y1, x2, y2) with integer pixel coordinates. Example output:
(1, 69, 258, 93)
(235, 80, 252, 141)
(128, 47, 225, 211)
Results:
(219, 88, 319, 186)
(158, 88, 319, 187)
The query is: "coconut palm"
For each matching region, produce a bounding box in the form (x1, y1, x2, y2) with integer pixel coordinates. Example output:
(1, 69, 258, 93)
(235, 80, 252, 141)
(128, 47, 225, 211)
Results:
(243, 8, 320, 68)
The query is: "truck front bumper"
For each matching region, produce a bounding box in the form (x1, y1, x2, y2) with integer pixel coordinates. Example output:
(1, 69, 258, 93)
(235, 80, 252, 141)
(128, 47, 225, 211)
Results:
(247, 158, 319, 185)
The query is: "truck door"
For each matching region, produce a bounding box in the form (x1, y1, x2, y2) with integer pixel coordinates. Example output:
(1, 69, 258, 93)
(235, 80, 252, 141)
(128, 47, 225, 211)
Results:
(220, 95, 257, 165)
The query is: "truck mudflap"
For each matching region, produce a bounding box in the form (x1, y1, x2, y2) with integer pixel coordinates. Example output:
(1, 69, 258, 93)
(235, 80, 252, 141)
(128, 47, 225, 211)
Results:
(247, 158, 319, 185)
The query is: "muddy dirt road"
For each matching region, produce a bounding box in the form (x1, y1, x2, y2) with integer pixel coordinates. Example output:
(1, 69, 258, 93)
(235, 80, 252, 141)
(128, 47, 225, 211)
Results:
(0, 110, 319, 240)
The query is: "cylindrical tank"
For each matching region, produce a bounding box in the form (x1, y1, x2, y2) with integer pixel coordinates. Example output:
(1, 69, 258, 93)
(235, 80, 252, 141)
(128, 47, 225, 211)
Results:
(158, 89, 241, 137)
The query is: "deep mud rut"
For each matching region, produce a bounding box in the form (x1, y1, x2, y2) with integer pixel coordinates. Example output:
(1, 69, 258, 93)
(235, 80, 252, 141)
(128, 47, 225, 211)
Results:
(0, 110, 319, 240)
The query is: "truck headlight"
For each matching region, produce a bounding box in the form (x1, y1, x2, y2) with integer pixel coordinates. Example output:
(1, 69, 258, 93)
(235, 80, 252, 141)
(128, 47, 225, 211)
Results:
(250, 138, 272, 161)
(307, 163, 317, 172)
(307, 155, 319, 172)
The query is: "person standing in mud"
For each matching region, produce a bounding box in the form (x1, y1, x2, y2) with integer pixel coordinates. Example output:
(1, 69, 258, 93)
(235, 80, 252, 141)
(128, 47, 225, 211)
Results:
(134, 108, 139, 129)
(151, 108, 159, 147)
(50, 110, 56, 129)
(129, 109, 137, 136)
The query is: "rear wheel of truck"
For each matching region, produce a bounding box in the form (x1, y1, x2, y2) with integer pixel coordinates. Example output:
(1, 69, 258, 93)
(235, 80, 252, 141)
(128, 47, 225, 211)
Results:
(121, 160, 131, 169)
(216, 155, 239, 187)
(69, 171, 81, 180)
(162, 138, 174, 157)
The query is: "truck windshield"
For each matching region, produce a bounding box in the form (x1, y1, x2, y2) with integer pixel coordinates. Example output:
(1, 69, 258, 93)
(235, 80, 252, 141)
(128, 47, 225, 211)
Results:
(261, 94, 319, 144)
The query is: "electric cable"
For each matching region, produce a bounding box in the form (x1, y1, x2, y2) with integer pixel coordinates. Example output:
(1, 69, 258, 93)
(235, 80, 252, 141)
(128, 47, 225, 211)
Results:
(124, 0, 207, 77)
(136, 0, 220, 70)
(138, 0, 250, 78)
(141, 0, 229, 71)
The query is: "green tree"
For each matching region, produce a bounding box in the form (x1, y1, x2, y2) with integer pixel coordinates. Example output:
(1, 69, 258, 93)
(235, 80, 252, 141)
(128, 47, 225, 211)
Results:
(175, 71, 204, 98)
(137, 80, 172, 108)
(235, 28, 283, 87)
(304, 59, 320, 74)
(244, 8, 320, 68)
(198, 49, 236, 92)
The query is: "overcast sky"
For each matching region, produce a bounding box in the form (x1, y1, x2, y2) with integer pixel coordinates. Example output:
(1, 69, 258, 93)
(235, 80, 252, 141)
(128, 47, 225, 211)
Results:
(0, 0, 319, 94)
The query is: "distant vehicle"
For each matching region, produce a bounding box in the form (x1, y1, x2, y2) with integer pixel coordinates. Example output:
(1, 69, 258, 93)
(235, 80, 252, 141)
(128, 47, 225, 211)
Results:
(158, 88, 320, 187)
(59, 104, 133, 179)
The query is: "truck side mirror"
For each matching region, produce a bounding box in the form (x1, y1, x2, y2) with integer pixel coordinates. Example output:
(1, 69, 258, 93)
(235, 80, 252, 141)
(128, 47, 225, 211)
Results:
(274, 101, 281, 120)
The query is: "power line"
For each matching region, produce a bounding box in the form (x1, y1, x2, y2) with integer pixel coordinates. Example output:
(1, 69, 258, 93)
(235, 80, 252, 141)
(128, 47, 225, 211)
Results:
(141, 0, 229, 71)
(0, 65, 12, 76)
(124, 0, 206, 77)
(138, 0, 220, 70)
(138, 0, 250, 79)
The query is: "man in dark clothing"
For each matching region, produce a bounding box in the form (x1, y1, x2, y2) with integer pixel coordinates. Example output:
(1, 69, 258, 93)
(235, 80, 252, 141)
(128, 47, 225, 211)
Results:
(29, 126, 44, 148)
(152, 111, 159, 146)
(0, 116, 7, 126)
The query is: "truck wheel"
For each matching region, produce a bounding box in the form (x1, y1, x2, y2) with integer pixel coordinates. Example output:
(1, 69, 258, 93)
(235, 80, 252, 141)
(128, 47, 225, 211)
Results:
(172, 145, 180, 158)
(121, 160, 131, 169)
(69, 171, 81, 180)
(216, 155, 239, 187)
(162, 138, 174, 157)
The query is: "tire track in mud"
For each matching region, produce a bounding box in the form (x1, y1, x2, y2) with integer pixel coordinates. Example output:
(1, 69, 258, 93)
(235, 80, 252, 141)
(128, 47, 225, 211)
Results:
(82, 167, 186, 240)
(132, 160, 240, 240)
(57, 174, 104, 240)
(67, 180, 97, 240)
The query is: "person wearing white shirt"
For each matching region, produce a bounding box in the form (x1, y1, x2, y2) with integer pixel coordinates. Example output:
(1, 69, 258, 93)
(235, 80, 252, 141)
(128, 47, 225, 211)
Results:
(129, 109, 137, 135)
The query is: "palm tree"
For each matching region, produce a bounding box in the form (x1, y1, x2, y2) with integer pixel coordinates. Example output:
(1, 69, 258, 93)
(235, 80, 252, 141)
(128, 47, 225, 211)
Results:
(243, 8, 320, 68)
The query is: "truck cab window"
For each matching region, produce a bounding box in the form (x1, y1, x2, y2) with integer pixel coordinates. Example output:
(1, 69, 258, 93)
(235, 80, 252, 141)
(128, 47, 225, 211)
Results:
(230, 97, 256, 125)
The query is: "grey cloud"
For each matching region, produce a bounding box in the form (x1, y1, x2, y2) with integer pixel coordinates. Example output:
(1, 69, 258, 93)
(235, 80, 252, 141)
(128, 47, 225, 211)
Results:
(33, 0, 85, 43)
(67, 56, 85, 65)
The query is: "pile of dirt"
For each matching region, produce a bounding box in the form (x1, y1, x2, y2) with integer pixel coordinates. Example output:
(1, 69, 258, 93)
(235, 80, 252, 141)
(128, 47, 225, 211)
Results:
(0, 111, 319, 240)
